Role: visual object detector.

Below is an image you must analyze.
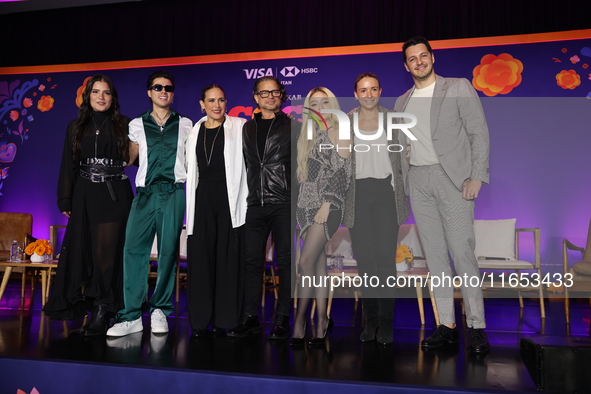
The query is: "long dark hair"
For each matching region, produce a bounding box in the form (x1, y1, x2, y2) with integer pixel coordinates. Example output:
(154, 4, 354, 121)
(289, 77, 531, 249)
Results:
(72, 74, 129, 162)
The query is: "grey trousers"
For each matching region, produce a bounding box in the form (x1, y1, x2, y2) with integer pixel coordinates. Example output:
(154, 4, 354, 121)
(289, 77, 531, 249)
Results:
(409, 164, 486, 329)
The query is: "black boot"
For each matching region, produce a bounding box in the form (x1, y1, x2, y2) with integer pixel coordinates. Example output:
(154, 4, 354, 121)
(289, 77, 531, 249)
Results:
(83, 304, 110, 336)
(360, 298, 379, 342)
(377, 298, 395, 345)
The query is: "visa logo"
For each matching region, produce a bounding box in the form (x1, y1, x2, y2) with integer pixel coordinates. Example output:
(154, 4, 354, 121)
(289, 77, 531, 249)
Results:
(243, 68, 274, 79)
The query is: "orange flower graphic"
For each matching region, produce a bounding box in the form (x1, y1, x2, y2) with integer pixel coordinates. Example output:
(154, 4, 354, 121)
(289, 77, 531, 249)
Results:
(37, 95, 55, 112)
(556, 70, 581, 90)
(9, 110, 19, 121)
(23, 97, 33, 107)
(76, 76, 92, 107)
(472, 53, 524, 96)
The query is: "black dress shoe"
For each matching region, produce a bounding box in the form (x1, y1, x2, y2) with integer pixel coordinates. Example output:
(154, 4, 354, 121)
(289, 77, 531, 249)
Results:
(289, 321, 307, 347)
(83, 304, 110, 337)
(309, 317, 333, 347)
(269, 315, 290, 340)
(468, 328, 490, 353)
(227, 315, 261, 338)
(212, 326, 226, 336)
(192, 329, 209, 338)
(421, 325, 459, 348)
(377, 318, 393, 346)
(360, 317, 378, 343)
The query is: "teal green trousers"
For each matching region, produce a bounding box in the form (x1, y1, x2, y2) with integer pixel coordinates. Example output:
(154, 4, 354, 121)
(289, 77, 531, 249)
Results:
(116, 184, 185, 322)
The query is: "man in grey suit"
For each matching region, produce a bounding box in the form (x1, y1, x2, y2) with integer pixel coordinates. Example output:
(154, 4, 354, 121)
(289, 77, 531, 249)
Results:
(394, 37, 490, 353)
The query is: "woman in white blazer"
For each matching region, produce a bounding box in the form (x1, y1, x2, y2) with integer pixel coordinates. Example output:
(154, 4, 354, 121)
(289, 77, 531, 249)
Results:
(185, 84, 248, 337)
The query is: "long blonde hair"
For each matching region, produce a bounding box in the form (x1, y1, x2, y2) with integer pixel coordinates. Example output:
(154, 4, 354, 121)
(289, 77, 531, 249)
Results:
(297, 87, 340, 183)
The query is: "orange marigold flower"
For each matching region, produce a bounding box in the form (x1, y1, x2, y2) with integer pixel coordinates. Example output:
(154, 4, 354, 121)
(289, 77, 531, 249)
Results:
(38, 239, 49, 246)
(396, 245, 413, 264)
(25, 243, 36, 255)
(9, 110, 19, 121)
(34, 245, 46, 256)
(556, 70, 581, 90)
(472, 53, 524, 96)
(76, 76, 92, 107)
(46, 246, 54, 255)
(37, 95, 55, 112)
(23, 98, 33, 107)
(583, 64, 589, 69)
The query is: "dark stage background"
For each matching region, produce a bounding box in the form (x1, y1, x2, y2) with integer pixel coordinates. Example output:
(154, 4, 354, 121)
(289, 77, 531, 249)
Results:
(1, 0, 590, 68)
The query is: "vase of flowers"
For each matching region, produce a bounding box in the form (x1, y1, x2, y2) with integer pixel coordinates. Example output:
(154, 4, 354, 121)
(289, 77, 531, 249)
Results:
(25, 239, 53, 263)
(395, 244, 414, 272)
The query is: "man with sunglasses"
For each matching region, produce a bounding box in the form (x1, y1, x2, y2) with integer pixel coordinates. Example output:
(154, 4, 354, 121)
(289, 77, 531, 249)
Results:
(107, 70, 192, 337)
(228, 76, 295, 340)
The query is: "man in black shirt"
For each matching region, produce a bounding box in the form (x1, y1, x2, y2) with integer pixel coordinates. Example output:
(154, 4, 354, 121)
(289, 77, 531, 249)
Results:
(228, 76, 293, 340)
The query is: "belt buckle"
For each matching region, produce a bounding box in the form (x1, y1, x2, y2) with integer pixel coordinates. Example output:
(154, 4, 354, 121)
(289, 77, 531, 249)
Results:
(90, 173, 104, 183)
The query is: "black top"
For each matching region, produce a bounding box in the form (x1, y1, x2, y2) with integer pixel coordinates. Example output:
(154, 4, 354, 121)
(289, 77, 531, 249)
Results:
(197, 122, 226, 181)
(256, 117, 274, 161)
(57, 110, 130, 212)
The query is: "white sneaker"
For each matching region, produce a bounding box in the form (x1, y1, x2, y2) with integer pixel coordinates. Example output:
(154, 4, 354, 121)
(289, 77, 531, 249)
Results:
(106, 317, 143, 337)
(151, 309, 169, 334)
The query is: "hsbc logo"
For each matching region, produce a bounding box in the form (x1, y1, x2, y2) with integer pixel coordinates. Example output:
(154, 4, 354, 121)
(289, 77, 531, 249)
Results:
(280, 66, 319, 77)
(280, 66, 300, 77)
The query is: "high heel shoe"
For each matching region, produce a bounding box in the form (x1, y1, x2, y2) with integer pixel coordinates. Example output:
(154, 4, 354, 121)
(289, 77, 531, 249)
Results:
(289, 321, 307, 347)
(308, 317, 333, 347)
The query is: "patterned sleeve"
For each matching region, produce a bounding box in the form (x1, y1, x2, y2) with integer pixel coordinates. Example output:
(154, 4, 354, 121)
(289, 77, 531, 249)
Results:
(319, 150, 351, 209)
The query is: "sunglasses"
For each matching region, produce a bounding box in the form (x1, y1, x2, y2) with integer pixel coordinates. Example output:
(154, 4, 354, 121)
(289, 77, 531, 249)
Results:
(150, 84, 175, 93)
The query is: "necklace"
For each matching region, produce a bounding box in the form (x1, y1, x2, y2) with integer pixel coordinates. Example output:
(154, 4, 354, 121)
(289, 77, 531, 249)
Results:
(92, 115, 109, 158)
(152, 111, 171, 131)
(92, 116, 109, 135)
(204, 123, 223, 166)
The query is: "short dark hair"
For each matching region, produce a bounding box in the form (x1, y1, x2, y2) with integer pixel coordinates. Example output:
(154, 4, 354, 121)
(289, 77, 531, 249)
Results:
(354, 72, 381, 91)
(147, 70, 175, 90)
(252, 76, 287, 104)
(201, 84, 225, 101)
(402, 36, 433, 62)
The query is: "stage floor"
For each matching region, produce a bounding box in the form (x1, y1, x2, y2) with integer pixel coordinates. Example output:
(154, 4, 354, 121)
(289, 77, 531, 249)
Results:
(1, 278, 590, 393)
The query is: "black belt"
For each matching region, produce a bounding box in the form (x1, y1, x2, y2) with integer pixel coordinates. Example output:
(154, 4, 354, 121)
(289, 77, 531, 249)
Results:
(80, 171, 128, 183)
(80, 161, 128, 201)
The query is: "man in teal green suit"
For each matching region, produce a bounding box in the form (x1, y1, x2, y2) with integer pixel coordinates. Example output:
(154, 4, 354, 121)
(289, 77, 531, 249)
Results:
(107, 71, 192, 337)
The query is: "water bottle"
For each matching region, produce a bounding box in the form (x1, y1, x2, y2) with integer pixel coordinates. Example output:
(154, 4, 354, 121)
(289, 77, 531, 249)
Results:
(15, 244, 23, 262)
(10, 240, 19, 262)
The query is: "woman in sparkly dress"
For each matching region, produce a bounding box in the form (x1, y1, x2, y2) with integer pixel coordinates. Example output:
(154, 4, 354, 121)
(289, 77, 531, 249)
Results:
(291, 87, 351, 346)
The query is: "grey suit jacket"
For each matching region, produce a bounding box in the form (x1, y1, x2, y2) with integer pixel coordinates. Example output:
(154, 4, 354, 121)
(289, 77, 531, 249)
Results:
(342, 106, 410, 228)
(394, 75, 490, 195)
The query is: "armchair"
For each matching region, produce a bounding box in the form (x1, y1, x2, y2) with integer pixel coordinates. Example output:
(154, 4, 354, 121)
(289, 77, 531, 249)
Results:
(563, 218, 591, 325)
(0, 212, 35, 302)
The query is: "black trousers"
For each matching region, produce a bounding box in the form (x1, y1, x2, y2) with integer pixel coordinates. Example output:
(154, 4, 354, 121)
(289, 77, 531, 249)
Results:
(243, 204, 292, 317)
(349, 177, 399, 299)
(187, 179, 244, 330)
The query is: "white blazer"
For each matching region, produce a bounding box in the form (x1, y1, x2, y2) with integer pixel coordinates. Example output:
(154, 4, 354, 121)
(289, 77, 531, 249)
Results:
(185, 114, 248, 235)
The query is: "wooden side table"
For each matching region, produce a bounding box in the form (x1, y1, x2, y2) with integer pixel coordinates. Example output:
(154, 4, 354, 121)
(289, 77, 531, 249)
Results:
(0, 260, 58, 306)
